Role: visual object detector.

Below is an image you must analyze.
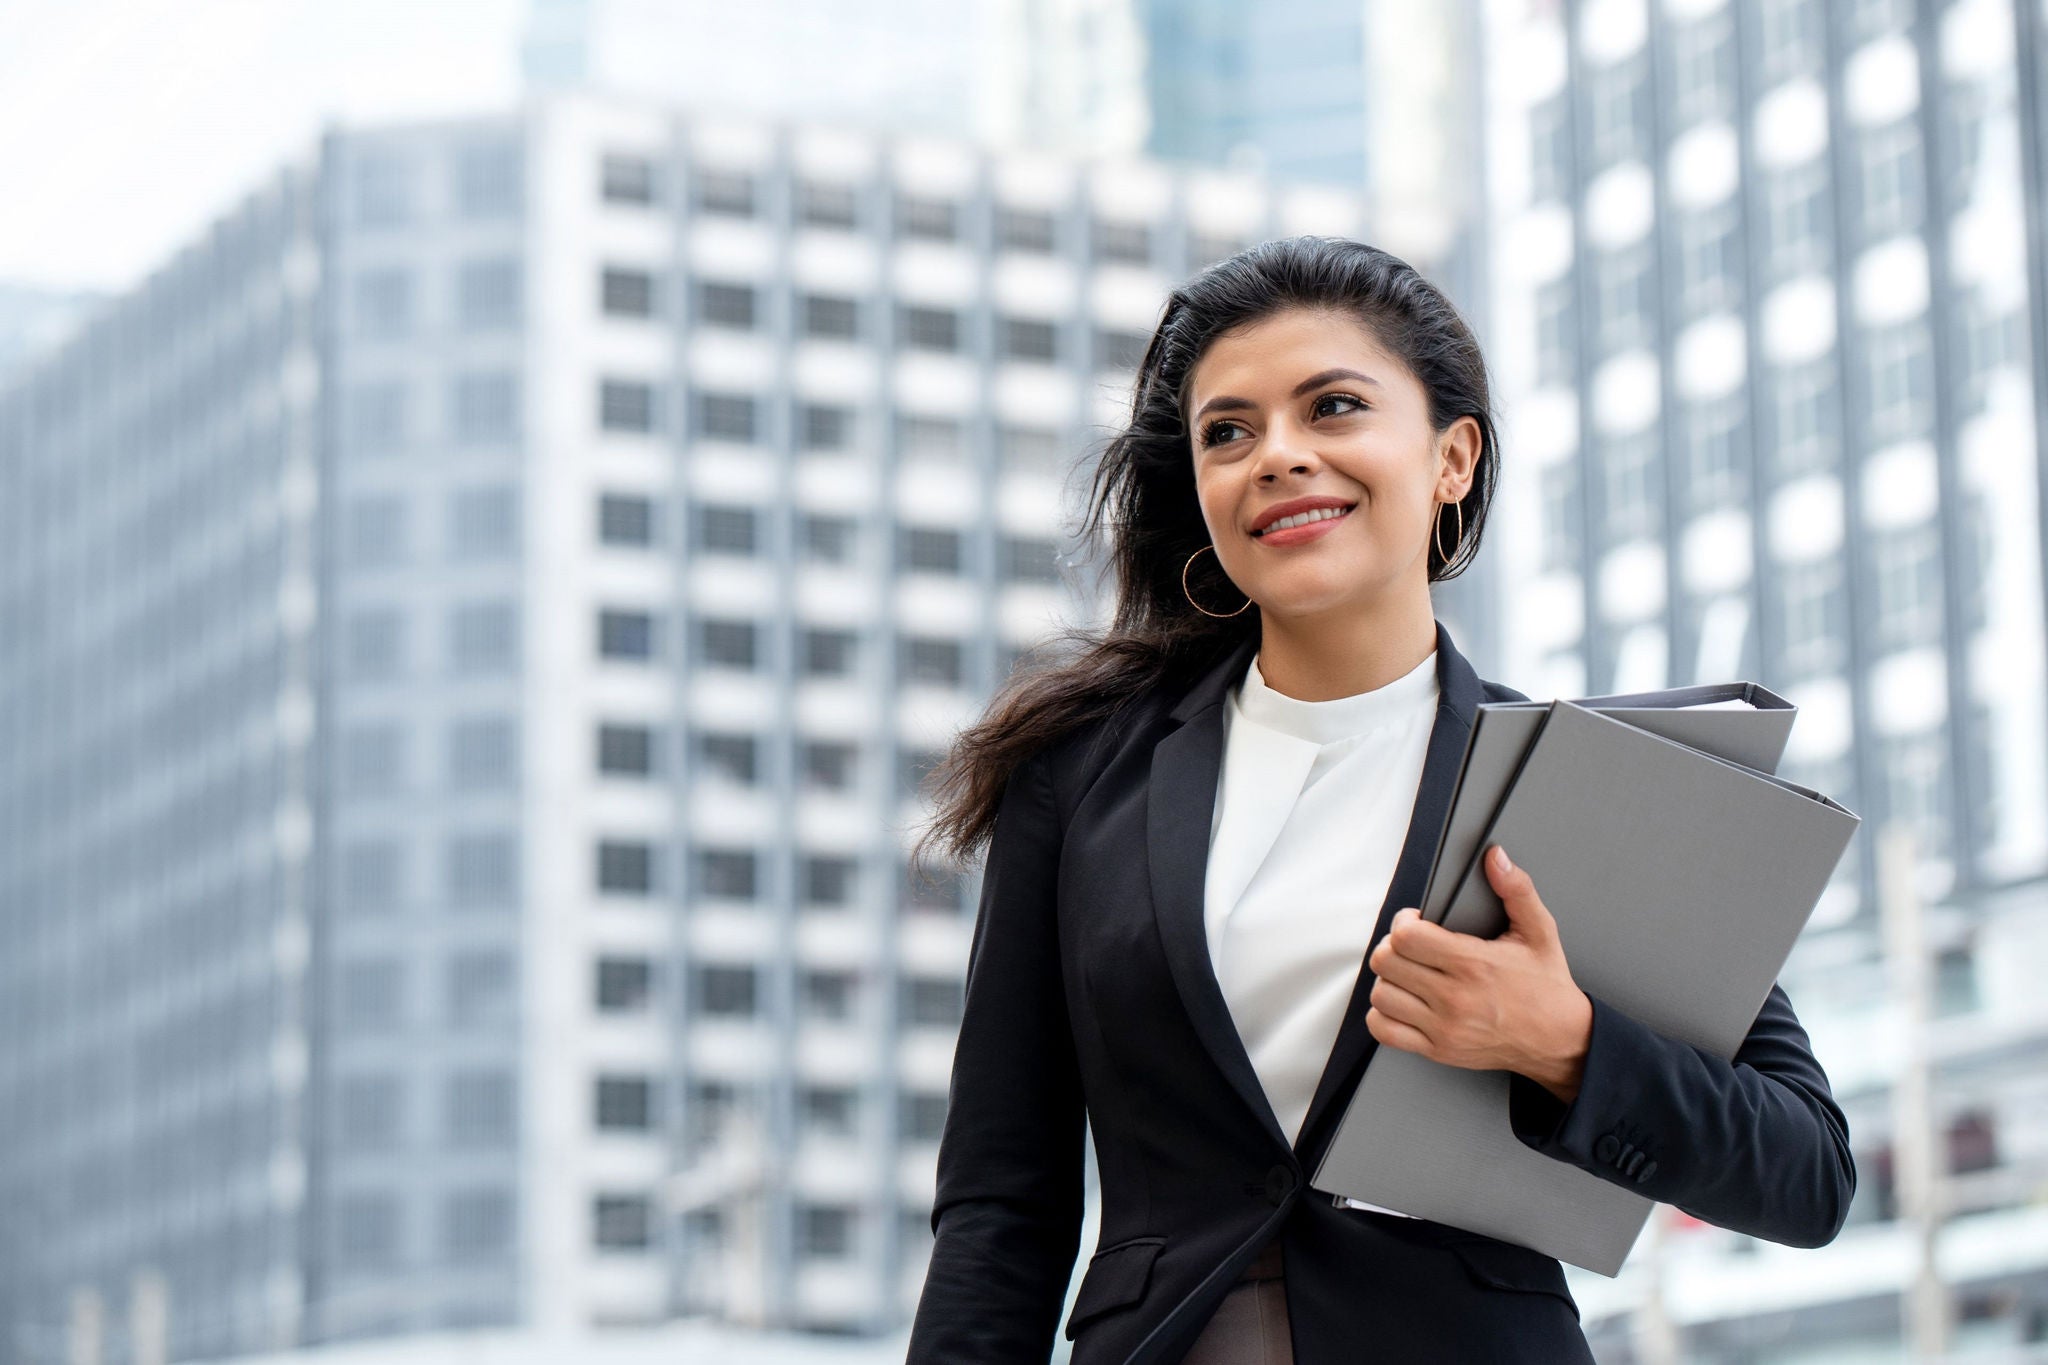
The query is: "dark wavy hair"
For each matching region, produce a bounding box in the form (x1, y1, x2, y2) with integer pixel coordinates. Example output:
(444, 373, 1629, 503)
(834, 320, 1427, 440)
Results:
(910, 234, 1500, 881)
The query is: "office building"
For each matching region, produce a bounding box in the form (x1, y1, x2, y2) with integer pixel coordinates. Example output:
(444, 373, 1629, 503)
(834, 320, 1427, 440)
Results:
(1481, 0, 2048, 1356)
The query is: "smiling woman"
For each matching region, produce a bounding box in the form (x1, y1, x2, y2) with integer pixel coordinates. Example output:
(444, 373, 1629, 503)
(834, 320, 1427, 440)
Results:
(904, 236, 1851, 1364)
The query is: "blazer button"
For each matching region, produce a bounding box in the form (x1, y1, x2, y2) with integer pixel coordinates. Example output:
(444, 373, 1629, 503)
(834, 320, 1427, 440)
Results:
(1595, 1134, 1621, 1163)
(1635, 1160, 1658, 1183)
(1264, 1165, 1296, 1207)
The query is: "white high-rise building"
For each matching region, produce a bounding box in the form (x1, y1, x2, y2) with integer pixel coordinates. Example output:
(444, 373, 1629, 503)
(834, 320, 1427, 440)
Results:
(0, 91, 1370, 1361)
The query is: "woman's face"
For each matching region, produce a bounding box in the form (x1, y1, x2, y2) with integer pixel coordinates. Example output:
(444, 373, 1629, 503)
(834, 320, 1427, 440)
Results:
(1183, 306, 1479, 622)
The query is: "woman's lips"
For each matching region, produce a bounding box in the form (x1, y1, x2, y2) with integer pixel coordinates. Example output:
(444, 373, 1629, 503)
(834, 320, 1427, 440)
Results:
(1252, 507, 1352, 546)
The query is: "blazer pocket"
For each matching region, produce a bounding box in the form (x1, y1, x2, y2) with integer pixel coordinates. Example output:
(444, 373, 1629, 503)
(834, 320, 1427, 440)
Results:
(1062, 1235, 1166, 1340)
(1445, 1236, 1581, 1321)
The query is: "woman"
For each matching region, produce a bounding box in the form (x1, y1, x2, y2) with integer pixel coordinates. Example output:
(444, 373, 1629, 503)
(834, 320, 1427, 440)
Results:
(904, 236, 1854, 1364)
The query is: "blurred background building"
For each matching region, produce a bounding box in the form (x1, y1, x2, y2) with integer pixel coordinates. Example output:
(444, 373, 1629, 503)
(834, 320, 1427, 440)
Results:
(3, 0, 2047, 1361)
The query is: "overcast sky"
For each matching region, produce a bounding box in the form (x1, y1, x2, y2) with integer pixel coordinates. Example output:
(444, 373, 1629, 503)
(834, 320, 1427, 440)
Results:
(0, 0, 524, 292)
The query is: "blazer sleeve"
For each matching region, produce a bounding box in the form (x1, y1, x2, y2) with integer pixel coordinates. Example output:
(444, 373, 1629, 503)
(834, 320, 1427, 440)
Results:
(1505, 981, 1856, 1248)
(906, 746, 1086, 1362)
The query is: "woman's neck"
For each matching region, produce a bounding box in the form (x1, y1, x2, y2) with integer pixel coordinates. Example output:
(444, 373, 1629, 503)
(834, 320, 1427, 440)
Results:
(1252, 589, 1437, 703)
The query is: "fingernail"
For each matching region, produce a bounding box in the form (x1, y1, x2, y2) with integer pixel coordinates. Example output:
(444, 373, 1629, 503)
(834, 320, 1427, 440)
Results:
(1493, 846, 1512, 873)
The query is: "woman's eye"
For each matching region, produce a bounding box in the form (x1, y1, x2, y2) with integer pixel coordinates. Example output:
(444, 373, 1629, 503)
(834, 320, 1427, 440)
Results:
(1316, 392, 1366, 417)
(1200, 420, 1246, 447)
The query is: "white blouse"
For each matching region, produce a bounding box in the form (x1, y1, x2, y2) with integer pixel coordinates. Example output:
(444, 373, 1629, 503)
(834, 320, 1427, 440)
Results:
(1205, 644, 1439, 1179)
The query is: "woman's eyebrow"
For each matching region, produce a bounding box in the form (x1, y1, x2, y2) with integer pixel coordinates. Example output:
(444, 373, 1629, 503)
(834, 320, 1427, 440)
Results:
(1191, 367, 1381, 422)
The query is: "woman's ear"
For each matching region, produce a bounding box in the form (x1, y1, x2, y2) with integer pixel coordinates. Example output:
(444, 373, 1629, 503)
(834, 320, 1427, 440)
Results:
(1435, 415, 1482, 502)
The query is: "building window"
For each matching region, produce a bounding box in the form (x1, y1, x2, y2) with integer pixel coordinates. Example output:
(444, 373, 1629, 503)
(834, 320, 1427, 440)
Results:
(1676, 202, 1740, 317)
(696, 503, 758, 555)
(1682, 401, 1745, 510)
(900, 414, 965, 461)
(1529, 92, 1572, 203)
(448, 485, 519, 559)
(800, 1087, 858, 1139)
(598, 608, 656, 661)
(346, 495, 408, 568)
(597, 723, 656, 777)
(1586, 51, 1650, 167)
(901, 1091, 947, 1142)
(455, 142, 522, 218)
(596, 957, 653, 1013)
(598, 493, 655, 547)
(696, 390, 758, 441)
(801, 740, 858, 791)
(1758, 0, 1822, 80)
(348, 380, 409, 454)
(354, 268, 413, 338)
(595, 1076, 654, 1131)
(801, 514, 858, 563)
(898, 525, 963, 574)
(1859, 118, 1924, 242)
(1865, 320, 1934, 442)
(447, 951, 515, 1029)
(1094, 326, 1147, 373)
(1669, 10, 1735, 128)
(1600, 429, 1661, 543)
(448, 714, 517, 789)
(899, 745, 945, 800)
(1872, 521, 1943, 651)
(697, 280, 758, 329)
(699, 617, 759, 669)
(457, 257, 522, 330)
(997, 316, 1059, 363)
(347, 608, 406, 679)
(1764, 158, 1831, 280)
(446, 831, 518, 908)
(800, 854, 858, 906)
(1777, 557, 1845, 679)
(1091, 219, 1152, 265)
(593, 1194, 653, 1251)
(1883, 730, 1950, 856)
(1771, 358, 1838, 479)
(338, 1074, 403, 1151)
(335, 1192, 401, 1267)
(696, 847, 758, 899)
(900, 633, 964, 686)
(996, 205, 1057, 253)
(901, 974, 964, 1028)
(800, 293, 859, 340)
(999, 535, 1059, 584)
(600, 379, 657, 433)
(352, 151, 412, 228)
(441, 1188, 513, 1262)
(898, 304, 961, 353)
(448, 600, 518, 673)
(1188, 232, 1247, 267)
(895, 193, 958, 241)
(339, 957, 405, 1032)
(698, 731, 759, 784)
(1539, 461, 1580, 574)
(601, 266, 656, 318)
(799, 402, 854, 451)
(453, 371, 520, 444)
(796, 179, 859, 228)
(601, 152, 657, 205)
(801, 627, 860, 677)
(597, 839, 655, 895)
(1593, 242, 1654, 355)
(695, 169, 757, 217)
(694, 964, 759, 1017)
(1535, 276, 1576, 387)
(342, 838, 405, 914)
(801, 969, 857, 1021)
(998, 422, 1062, 475)
(903, 856, 964, 913)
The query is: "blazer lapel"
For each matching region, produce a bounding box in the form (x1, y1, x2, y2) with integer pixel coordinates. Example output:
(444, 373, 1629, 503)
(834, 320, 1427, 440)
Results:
(1146, 631, 1289, 1148)
(1145, 621, 1488, 1158)
(1292, 620, 1485, 1166)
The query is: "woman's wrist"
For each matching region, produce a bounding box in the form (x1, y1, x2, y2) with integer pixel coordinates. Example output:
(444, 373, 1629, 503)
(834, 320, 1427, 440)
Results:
(1518, 987, 1594, 1104)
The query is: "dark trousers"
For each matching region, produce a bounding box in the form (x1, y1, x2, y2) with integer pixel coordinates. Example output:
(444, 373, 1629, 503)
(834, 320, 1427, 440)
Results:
(1180, 1238, 1293, 1364)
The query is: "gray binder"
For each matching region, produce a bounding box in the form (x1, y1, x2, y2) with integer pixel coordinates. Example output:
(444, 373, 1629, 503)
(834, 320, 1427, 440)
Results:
(1311, 692, 1860, 1275)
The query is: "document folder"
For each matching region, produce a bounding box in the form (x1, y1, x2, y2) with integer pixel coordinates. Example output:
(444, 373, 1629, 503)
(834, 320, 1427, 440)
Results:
(1311, 688, 1860, 1275)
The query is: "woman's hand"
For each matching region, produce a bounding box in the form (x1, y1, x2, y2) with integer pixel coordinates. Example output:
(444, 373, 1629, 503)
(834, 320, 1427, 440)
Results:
(1364, 844, 1594, 1103)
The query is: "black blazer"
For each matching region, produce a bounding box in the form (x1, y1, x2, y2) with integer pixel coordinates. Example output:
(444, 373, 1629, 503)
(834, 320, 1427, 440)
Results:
(907, 620, 1856, 1365)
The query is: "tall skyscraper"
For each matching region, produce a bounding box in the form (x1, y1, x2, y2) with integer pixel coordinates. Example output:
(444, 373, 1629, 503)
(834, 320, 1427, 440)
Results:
(0, 92, 1370, 1361)
(1481, 0, 2048, 1354)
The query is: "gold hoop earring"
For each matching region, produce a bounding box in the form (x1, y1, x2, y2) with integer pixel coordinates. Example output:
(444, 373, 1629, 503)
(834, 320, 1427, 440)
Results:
(1182, 544, 1252, 617)
(1433, 498, 1464, 571)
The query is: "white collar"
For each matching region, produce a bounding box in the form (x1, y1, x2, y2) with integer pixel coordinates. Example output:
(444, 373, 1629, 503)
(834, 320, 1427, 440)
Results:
(1232, 646, 1439, 746)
